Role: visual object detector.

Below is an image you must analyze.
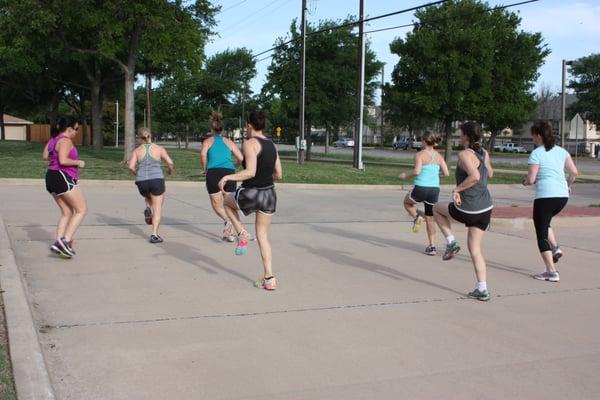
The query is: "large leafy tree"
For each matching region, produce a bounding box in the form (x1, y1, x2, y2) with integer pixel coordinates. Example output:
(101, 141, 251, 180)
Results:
(263, 19, 381, 156)
(385, 0, 547, 161)
(568, 53, 600, 126)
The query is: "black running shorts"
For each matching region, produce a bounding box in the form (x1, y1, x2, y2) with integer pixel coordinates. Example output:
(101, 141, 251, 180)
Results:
(408, 185, 440, 216)
(45, 169, 78, 196)
(206, 168, 236, 194)
(448, 202, 492, 231)
(235, 186, 277, 216)
(136, 179, 165, 197)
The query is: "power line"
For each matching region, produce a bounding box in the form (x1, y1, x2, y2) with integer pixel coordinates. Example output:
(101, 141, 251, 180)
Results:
(218, 0, 249, 14)
(220, 0, 292, 33)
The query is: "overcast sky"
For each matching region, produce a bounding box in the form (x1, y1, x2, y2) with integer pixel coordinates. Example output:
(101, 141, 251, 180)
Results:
(205, 0, 600, 100)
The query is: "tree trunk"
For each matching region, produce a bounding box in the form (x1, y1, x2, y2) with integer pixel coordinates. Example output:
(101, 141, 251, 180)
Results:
(0, 104, 5, 141)
(79, 90, 88, 146)
(185, 124, 189, 149)
(443, 118, 453, 163)
(49, 90, 61, 125)
(305, 119, 312, 161)
(123, 67, 136, 160)
(325, 127, 330, 155)
(488, 130, 499, 154)
(91, 80, 103, 150)
(177, 131, 181, 149)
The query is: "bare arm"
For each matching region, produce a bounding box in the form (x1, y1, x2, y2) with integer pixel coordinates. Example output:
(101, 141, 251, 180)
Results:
(565, 154, 578, 189)
(160, 147, 174, 175)
(127, 148, 138, 175)
(439, 154, 450, 177)
(483, 150, 493, 179)
(399, 152, 422, 179)
(200, 137, 212, 173)
(218, 139, 258, 191)
(523, 164, 539, 186)
(56, 139, 83, 168)
(42, 142, 50, 160)
(454, 151, 480, 193)
(225, 138, 244, 163)
(273, 154, 283, 180)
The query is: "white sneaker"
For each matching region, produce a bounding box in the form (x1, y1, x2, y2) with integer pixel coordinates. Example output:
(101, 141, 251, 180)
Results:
(533, 271, 560, 282)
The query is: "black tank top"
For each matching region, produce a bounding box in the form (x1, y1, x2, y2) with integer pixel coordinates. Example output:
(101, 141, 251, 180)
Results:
(243, 137, 277, 188)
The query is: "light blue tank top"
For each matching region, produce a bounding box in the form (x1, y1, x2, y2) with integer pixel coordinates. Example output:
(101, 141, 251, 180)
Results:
(207, 136, 235, 170)
(528, 145, 569, 199)
(414, 150, 440, 187)
(135, 144, 164, 182)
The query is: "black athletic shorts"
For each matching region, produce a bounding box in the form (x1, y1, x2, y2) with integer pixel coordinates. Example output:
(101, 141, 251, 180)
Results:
(45, 169, 78, 196)
(448, 202, 492, 231)
(408, 185, 440, 216)
(136, 179, 165, 197)
(235, 186, 277, 216)
(206, 168, 236, 194)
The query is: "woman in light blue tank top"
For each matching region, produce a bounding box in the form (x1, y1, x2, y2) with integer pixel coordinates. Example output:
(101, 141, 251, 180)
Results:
(400, 131, 449, 255)
(200, 112, 244, 241)
(128, 127, 174, 243)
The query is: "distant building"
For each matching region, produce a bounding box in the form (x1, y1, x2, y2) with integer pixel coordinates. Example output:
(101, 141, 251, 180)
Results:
(1, 114, 33, 141)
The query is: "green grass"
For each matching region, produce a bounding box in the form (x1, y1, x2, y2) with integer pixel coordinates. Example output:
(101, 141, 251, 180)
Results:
(0, 140, 534, 184)
(0, 294, 17, 400)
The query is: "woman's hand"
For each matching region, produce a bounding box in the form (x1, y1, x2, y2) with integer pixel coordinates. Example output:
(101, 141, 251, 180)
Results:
(77, 160, 86, 169)
(399, 172, 407, 180)
(218, 176, 230, 192)
(452, 190, 462, 205)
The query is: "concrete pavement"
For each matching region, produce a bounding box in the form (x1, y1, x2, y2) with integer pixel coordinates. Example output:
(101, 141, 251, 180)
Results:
(1, 182, 599, 399)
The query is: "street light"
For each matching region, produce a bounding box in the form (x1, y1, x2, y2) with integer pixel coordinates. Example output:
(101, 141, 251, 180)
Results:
(560, 59, 576, 148)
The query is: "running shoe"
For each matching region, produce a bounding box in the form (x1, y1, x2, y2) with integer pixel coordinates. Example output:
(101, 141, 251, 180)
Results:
(50, 241, 72, 258)
(533, 271, 560, 282)
(222, 221, 236, 242)
(235, 231, 249, 256)
(58, 237, 75, 256)
(412, 210, 425, 233)
(442, 241, 460, 260)
(552, 246, 563, 263)
(144, 207, 153, 225)
(255, 277, 277, 290)
(424, 245, 437, 256)
(467, 288, 491, 301)
(149, 234, 163, 244)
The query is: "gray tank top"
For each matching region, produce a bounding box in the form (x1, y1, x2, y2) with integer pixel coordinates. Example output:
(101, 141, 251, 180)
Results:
(135, 144, 164, 181)
(455, 149, 493, 213)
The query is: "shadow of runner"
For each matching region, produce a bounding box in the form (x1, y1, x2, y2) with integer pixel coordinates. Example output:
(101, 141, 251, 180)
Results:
(162, 217, 222, 243)
(294, 243, 465, 297)
(22, 224, 53, 241)
(95, 213, 147, 239)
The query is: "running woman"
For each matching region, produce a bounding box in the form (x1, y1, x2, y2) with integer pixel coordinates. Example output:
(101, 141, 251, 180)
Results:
(128, 127, 174, 243)
(43, 117, 87, 258)
(399, 131, 449, 255)
(219, 110, 283, 291)
(201, 112, 243, 242)
(433, 121, 494, 301)
(523, 121, 578, 282)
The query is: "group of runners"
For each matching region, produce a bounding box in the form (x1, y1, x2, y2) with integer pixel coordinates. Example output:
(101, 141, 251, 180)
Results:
(42, 113, 578, 299)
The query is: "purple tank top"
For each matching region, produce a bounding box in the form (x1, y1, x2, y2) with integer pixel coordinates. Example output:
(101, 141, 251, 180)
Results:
(47, 135, 79, 180)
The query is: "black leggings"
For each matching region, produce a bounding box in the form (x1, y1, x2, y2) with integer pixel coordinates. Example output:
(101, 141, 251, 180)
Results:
(533, 197, 568, 252)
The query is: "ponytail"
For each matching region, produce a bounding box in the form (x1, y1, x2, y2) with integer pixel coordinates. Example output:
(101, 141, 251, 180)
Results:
(460, 121, 482, 153)
(422, 130, 442, 146)
(531, 120, 555, 151)
(51, 116, 79, 138)
(210, 111, 223, 133)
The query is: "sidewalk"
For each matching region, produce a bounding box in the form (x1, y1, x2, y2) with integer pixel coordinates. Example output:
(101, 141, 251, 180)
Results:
(1, 183, 599, 399)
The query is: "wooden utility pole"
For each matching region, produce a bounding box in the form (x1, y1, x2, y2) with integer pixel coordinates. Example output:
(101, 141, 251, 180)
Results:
(299, 0, 307, 164)
(353, 0, 365, 170)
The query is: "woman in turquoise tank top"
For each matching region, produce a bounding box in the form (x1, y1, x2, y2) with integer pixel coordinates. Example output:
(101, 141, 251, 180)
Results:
(201, 112, 243, 241)
(399, 131, 449, 255)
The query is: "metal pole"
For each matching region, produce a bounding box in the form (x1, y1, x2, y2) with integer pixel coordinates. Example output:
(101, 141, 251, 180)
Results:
(561, 59, 566, 148)
(353, 0, 365, 170)
(115, 100, 119, 148)
(380, 63, 385, 146)
(575, 115, 579, 164)
(298, 0, 307, 164)
(146, 73, 152, 134)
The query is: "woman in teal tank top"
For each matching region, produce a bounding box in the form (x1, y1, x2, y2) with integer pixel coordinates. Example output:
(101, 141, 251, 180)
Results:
(201, 112, 244, 241)
(399, 131, 449, 255)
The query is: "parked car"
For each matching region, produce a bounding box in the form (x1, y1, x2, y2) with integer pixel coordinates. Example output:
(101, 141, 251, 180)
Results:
(392, 138, 410, 150)
(494, 142, 527, 153)
(411, 139, 423, 150)
(333, 138, 354, 147)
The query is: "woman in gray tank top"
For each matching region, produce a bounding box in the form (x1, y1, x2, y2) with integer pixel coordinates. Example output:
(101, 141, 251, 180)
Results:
(433, 121, 494, 301)
(128, 127, 174, 243)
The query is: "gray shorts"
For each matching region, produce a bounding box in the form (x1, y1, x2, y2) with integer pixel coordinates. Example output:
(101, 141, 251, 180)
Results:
(235, 186, 277, 216)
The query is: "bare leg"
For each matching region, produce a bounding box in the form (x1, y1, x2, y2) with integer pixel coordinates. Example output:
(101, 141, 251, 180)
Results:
(403, 193, 417, 218)
(255, 212, 273, 278)
(209, 192, 228, 222)
(425, 216, 436, 246)
(541, 251, 556, 273)
(150, 194, 164, 236)
(223, 194, 245, 234)
(467, 227, 487, 283)
(547, 227, 558, 249)
(433, 202, 453, 238)
(53, 195, 72, 240)
(61, 187, 87, 242)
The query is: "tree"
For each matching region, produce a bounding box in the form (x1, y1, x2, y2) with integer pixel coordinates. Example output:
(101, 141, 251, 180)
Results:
(263, 19, 381, 156)
(568, 53, 600, 126)
(385, 0, 548, 161)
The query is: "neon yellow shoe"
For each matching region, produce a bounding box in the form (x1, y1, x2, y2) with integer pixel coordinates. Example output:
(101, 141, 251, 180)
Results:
(412, 211, 425, 233)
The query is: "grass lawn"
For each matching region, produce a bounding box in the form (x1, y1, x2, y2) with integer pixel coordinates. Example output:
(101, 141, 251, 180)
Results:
(0, 293, 17, 400)
(1, 140, 589, 185)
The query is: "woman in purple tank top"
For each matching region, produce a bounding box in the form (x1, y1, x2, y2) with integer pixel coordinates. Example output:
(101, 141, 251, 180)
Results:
(42, 116, 87, 258)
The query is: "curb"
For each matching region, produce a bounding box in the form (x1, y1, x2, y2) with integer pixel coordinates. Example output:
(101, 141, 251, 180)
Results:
(0, 216, 56, 399)
(490, 216, 600, 229)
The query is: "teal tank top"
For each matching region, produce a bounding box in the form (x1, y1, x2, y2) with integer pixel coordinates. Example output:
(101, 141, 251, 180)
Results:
(207, 136, 235, 170)
(414, 150, 440, 187)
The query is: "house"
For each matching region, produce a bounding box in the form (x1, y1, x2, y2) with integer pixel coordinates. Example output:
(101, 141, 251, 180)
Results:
(1, 114, 33, 141)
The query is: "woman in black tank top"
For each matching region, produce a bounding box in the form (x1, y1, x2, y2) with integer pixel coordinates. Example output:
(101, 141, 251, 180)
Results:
(219, 110, 283, 291)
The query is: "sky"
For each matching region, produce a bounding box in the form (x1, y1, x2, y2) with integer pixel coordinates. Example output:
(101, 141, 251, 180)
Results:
(204, 0, 600, 101)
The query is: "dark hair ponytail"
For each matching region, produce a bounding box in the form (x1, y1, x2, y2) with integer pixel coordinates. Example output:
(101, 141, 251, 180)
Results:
(51, 116, 79, 138)
(460, 121, 482, 153)
(247, 110, 266, 131)
(422, 130, 442, 146)
(531, 120, 555, 151)
(210, 111, 223, 132)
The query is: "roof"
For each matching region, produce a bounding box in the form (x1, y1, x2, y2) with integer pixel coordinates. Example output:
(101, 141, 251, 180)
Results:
(2, 114, 34, 125)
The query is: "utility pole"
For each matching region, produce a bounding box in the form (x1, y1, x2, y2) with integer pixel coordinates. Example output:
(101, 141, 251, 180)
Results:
(561, 59, 575, 149)
(380, 63, 385, 146)
(353, 0, 365, 170)
(115, 100, 119, 148)
(299, 0, 307, 164)
(146, 72, 152, 134)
